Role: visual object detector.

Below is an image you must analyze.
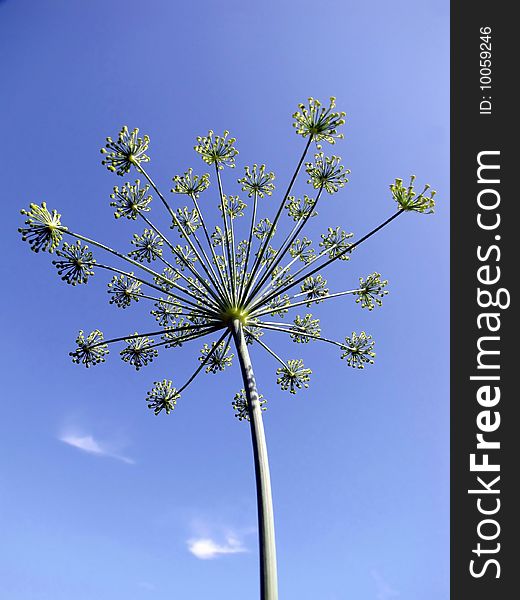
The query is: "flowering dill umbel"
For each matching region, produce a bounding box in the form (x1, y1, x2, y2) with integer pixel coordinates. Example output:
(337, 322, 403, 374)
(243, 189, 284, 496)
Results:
(107, 274, 142, 308)
(239, 164, 276, 198)
(19, 202, 65, 253)
(146, 380, 180, 415)
(340, 331, 376, 369)
(110, 180, 152, 219)
(194, 130, 238, 169)
(129, 229, 163, 263)
(69, 330, 108, 368)
(172, 168, 210, 197)
(101, 126, 150, 176)
(306, 153, 350, 194)
(120, 333, 158, 370)
(293, 97, 346, 145)
(233, 389, 267, 421)
(19, 96, 436, 600)
(52, 240, 96, 285)
(390, 175, 436, 213)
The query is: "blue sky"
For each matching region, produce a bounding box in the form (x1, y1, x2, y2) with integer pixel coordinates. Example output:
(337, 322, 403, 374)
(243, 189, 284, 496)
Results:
(0, 1, 449, 599)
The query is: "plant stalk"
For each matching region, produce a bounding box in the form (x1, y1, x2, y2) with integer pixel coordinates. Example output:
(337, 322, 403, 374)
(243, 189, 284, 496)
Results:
(231, 319, 278, 600)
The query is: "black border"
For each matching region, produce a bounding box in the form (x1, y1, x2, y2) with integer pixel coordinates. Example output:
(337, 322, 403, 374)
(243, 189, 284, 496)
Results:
(451, 3, 516, 597)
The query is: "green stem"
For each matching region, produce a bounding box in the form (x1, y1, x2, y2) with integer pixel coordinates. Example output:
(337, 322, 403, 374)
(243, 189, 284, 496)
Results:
(255, 321, 345, 348)
(247, 186, 324, 303)
(231, 320, 278, 600)
(94, 263, 212, 315)
(251, 240, 348, 309)
(249, 289, 362, 319)
(253, 336, 289, 368)
(215, 167, 235, 302)
(138, 214, 190, 278)
(91, 322, 219, 348)
(177, 329, 229, 394)
(238, 190, 258, 301)
(249, 210, 404, 313)
(189, 193, 231, 303)
(137, 165, 225, 308)
(228, 209, 238, 305)
(182, 211, 229, 303)
(242, 135, 313, 303)
(149, 324, 223, 353)
(154, 255, 221, 313)
(138, 213, 224, 310)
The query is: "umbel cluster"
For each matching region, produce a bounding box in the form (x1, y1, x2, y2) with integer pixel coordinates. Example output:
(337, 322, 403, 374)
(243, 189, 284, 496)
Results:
(19, 97, 435, 418)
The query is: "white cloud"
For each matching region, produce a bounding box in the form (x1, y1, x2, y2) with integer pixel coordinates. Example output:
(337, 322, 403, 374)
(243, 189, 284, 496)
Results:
(371, 570, 400, 600)
(188, 534, 247, 560)
(137, 581, 156, 592)
(59, 432, 134, 464)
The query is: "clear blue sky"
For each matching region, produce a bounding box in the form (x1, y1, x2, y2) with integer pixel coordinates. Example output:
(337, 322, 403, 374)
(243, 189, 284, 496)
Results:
(0, 1, 449, 599)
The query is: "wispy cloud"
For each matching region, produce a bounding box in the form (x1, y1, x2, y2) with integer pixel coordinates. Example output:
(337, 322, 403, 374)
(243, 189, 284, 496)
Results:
(371, 570, 400, 600)
(59, 432, 134, 464)
(188, 534, 247, 560)
(137, 581, 156, 592)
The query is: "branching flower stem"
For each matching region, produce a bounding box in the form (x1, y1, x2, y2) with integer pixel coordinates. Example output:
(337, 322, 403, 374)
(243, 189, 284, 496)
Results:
(248, 210, 404, 314)
(238, 189, 258, 300)
(135, 292, 219, 320)
(137, 164, 226, 308)
(247, 186, 324, 302)
(189, 192, 232, 304)
(252, 336, 289, 369)
(252, 239, 347, 308)
(138, 213, 200, 278)
(215, 167, 237, 304)
(93, 262, 213, 315)
(231, 320, 278, 600)
(255, 321, 346, 349)
(90, 322, 220, 349)
(137, 212, 224, 309)
(147, 324, 224, 353)
(154, 254, 222, 314)
(177, 330, 230, 394)
(98, 263, 219, 318)
(240, 135, 314, 305)
(228, 199, 239, 305)
(249, 289, 362, 319)
(188, 192, 231, 303)
(155, 251, 195, 285)
(20, 100, 436, 600)
(62, 231, 212, 311)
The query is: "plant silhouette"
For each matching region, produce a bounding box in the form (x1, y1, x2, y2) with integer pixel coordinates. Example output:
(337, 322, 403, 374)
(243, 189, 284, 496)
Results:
(19, 97, 435, 600)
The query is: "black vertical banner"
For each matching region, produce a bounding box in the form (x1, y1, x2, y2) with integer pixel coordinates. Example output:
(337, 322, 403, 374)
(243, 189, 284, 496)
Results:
(451, 3, 516, 599)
